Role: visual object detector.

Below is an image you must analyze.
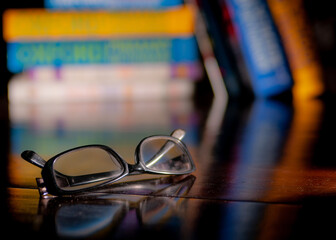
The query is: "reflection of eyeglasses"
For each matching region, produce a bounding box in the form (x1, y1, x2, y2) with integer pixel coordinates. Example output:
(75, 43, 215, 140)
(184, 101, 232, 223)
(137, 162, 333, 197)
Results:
(38, 175, 195, 238)
(21, 129, 196, 196)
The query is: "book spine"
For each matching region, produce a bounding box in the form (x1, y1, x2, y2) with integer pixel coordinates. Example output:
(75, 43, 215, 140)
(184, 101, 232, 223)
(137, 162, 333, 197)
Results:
(198, 0, 251, 98)
(45, 0, 183, 9)
(27, 62, 202, 81)
(7, 37, 198, 73)
(224, 0, 293, 98)
(8, 77, 195, 103)
(3, 5, 195, 41)
(219, 1, 252, 92)
(266, 0, 325, 100)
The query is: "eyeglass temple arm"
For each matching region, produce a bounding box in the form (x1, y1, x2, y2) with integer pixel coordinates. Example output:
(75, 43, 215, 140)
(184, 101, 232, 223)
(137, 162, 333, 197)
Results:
(21, 150, 46, 168)
(20, 150, 118, 188)
(145, 129, 185, 168)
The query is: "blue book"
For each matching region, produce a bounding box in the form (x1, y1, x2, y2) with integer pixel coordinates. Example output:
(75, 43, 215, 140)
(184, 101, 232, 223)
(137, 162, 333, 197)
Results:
(7, 37, 198, 73)
(224, 0, 293, 97)
(45, 0, 183, 9)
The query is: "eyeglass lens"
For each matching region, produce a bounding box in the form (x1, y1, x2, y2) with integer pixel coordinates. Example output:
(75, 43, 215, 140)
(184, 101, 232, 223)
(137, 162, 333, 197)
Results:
(53, 147, 124, 191)
(140, 138, 192, 173)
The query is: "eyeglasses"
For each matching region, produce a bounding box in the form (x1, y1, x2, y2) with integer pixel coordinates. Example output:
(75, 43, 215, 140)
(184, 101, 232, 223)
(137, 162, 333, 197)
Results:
(21, 129, 195, 196)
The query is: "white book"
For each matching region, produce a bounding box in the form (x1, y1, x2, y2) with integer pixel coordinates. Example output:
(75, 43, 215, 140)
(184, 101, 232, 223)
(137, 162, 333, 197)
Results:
(27, 63, 202, 82)
(8, 73, 195, 103)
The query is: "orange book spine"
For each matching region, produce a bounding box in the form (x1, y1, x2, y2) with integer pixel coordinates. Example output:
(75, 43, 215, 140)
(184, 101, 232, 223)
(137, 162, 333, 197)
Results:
(3, 5, 195, 41)
(267, 0, 325, 99)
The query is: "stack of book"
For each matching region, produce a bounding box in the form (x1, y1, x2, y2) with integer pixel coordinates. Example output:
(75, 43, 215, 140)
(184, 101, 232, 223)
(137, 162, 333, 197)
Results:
(3, 0, 201, 103)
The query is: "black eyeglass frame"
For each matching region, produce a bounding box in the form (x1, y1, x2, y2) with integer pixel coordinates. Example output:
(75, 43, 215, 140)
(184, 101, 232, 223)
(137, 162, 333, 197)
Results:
(21, 130, 195, 196)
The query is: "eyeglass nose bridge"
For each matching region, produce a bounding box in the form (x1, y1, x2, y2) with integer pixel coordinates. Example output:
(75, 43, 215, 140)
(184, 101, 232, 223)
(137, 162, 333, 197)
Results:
(127, 163, 146, 175)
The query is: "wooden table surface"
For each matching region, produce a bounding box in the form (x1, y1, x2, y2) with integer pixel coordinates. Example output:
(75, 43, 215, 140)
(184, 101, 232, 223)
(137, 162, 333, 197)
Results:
(2, 96, 336, 239)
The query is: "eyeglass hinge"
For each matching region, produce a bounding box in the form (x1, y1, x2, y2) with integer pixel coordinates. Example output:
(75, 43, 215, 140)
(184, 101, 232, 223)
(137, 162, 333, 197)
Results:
(36, 178, 54, 199)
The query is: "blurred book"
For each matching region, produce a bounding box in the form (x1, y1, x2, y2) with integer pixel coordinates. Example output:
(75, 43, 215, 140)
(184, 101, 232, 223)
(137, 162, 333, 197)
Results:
(3, 6, 194, 41)
(6, 37, 199, 73)
(197, 0, 252, 98)
(45, 0, 184, 9)
(267, 0, 325, 100)
(223, 0, 293, 98)
(26, 63, 202, 82)
(8, 73, 195, 103)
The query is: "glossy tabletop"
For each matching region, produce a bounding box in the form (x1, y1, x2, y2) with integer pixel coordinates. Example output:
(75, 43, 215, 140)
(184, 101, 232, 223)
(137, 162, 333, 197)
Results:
(2, 95, 336, 239)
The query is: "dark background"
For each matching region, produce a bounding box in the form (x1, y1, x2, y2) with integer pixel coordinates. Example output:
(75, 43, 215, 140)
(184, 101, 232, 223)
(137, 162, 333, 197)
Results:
(0, 1, 44, 97)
